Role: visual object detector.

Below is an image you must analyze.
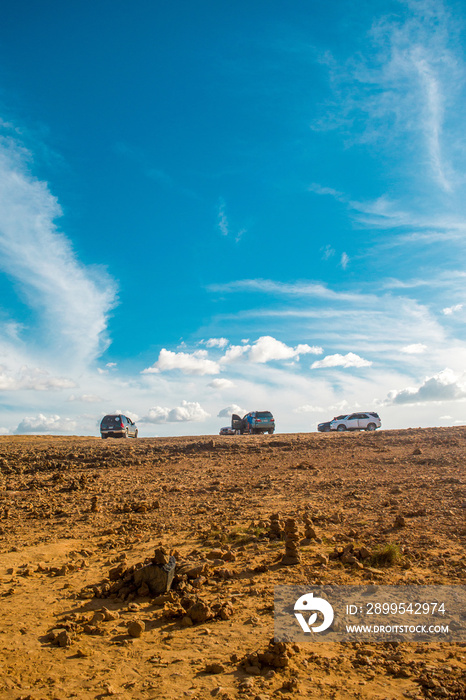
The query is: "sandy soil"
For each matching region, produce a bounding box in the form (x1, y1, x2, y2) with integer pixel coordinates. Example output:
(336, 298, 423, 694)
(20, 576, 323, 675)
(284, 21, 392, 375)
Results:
(0, 428, 465, 700)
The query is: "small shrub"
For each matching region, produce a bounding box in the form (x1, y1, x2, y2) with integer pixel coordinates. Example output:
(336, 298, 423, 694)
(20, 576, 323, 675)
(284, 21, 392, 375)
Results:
(370, 543, 401, 567)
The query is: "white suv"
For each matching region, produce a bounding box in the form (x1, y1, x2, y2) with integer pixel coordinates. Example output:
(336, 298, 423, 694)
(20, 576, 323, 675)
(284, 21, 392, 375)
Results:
(330, 412, 381, 432)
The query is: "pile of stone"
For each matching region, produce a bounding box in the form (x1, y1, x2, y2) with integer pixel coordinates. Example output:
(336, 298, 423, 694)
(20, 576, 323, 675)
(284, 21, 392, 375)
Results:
(269, 512, 283, 540)
(163, 596, 234, 626)
(240, 638, 300, 674)
(302, 513, 318, 542)
(79, 546, 176, 601)
(329, 542, 371, 568)
(281, 518, 301, 565)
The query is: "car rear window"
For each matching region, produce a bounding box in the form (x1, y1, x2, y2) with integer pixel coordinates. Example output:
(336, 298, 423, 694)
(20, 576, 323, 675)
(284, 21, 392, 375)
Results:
(256, 411, 273, 419)
(101, 415, 120, 427)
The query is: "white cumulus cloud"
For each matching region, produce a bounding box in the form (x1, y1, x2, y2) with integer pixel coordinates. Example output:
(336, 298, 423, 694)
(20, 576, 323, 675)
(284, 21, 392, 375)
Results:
(220, 336, 322, 365)
(400, 343, 427, 354)
(207, 378, 235, 390)
(142, 349, 220, 375)
(220, 345, 251, 364)
(248, 336, 323, 363)
(443, 303, 463, 315)
(311, 352, 372, 369)
(205, 337, 229, 348)
(141, 401, 209, 423)
(217, 404, 245, 418)
(385, 368, 466, 405)
(15, 414, 77, 434)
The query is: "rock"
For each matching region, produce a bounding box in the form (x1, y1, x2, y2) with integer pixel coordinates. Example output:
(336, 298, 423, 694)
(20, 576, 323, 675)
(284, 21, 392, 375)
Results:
(109, 562, 127, 581)
(187, 601, 213, 623)
(127, 620, 145, 638)
(133, 555, 176, 595)
(206, 548, 224, 560)
(176, 562, 207, 579)
(91, 612, 105, 625)
(394, 514, 406, 528)
(56, 630, 72, 647)
(221, 550, 236, 562)
(152, 546, 169, 565)
(315, 553, 328, 566)
(47, 627, 66, 643)
(205, 662, 224, 674)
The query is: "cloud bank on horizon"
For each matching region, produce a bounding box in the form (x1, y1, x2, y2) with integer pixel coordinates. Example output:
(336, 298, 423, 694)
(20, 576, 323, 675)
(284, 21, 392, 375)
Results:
(0, 0, 466, 436)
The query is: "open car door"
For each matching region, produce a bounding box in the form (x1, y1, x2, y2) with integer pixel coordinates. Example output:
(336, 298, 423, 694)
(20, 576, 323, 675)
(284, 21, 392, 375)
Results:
(231, 414, 243, 433)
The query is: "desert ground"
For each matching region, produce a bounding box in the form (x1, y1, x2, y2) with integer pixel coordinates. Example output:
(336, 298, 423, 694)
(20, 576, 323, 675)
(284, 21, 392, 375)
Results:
(0, 427, 465, 700)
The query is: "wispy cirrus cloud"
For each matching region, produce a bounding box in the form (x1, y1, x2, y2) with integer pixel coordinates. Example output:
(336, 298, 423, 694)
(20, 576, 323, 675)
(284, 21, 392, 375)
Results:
(0, 365, 76, 391)
(216, 199, 246, 242)
(0, 129, 117, 365)
(208, 278, 360, 302)
(318, 1, 462, 191)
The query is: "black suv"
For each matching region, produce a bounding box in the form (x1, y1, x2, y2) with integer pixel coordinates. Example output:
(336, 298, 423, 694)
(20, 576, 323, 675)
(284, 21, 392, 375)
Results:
(100, 414, 138, 439)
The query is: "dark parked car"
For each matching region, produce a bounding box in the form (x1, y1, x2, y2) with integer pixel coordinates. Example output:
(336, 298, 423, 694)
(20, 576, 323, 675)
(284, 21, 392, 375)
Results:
(232, 411, 275, 435)
(100, 414, 138, 439)
(318, 415, 347, 432)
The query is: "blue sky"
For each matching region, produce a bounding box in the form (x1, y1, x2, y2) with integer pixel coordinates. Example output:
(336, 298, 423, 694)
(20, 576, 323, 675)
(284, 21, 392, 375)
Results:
(1, 0, 466, 436)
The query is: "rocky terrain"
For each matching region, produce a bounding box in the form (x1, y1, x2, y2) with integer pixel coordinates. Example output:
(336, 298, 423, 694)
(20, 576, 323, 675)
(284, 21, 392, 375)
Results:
(0, 427, 465, 700)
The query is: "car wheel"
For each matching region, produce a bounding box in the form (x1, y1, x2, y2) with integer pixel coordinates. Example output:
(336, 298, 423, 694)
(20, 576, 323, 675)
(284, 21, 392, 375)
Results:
(337, 424, 346, 432)
(101, 435, 107, 440)
(268, 429, 274, 434)
(366, 423, 376, 431)
(134, 430, 138, 438)
(123, 430, 129, 438)
(323, 426, 330, 432)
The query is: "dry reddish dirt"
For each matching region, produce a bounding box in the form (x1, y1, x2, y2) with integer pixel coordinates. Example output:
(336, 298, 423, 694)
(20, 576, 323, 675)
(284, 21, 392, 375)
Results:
(0, 428, 465, 700)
